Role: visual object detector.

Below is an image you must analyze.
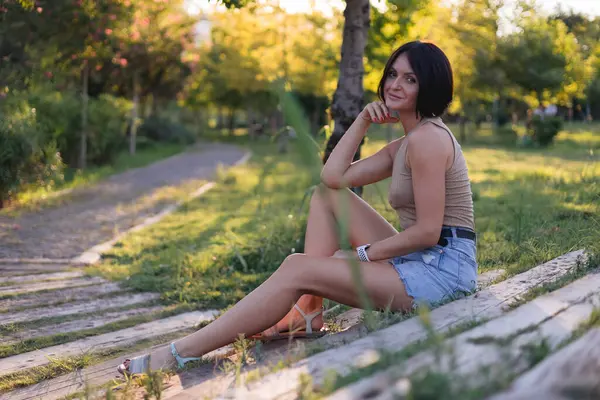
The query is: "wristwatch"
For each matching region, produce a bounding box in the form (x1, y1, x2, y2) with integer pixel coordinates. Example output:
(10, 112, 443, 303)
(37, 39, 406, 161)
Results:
(356, 244, 371, 262)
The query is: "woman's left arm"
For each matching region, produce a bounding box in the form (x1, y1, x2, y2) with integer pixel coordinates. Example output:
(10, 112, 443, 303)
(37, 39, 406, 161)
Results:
(363, 126, 450, 261)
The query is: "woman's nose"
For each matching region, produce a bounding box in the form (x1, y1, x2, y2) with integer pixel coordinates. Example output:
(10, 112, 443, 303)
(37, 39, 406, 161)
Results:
(391, 77, 404, 90)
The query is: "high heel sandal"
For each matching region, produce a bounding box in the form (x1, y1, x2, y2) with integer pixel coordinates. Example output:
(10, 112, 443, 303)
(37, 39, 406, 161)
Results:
(251, 304, 325, 342)
(117, 342, 201, 376)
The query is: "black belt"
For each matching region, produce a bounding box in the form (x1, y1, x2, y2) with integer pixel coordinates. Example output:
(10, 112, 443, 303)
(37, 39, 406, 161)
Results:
(438, 227, 476, 247)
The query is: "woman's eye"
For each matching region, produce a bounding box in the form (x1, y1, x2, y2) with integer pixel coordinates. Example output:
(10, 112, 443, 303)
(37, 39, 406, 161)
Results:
(406, 76, 416, 83)
(388, 70, 397, 78)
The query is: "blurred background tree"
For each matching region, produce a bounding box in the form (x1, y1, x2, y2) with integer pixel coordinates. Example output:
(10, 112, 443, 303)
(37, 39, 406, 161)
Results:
(1, 0, 599, 204)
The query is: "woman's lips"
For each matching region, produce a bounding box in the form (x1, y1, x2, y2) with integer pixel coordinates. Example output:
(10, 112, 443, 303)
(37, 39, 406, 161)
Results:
(387, 93, 404, 101)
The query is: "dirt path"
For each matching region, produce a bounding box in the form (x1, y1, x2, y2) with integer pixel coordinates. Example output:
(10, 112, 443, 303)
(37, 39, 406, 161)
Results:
(0, 143, 246, 259)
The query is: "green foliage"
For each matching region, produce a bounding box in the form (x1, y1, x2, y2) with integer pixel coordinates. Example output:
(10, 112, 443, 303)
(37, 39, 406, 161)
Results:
(138, 116, 195, 145)
(498, 17, 583, 105)
(529, 116, 564, 147)
(87, 94, 132, 164)
(0, 105, 64, 205)
(8, 89, 132, 166)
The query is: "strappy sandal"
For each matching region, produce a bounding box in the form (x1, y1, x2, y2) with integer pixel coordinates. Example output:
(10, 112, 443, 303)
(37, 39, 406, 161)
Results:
(251, 304, 325, 342)
(117, 342, 201, 376)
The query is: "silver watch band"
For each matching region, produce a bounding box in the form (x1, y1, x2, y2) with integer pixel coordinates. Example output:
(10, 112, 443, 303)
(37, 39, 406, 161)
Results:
(356, 244, 371, 262)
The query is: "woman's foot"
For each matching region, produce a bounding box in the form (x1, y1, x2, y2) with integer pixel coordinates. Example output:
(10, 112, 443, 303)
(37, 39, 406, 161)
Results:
(252, 301, 324, 340)
(117, 343, 199, 375)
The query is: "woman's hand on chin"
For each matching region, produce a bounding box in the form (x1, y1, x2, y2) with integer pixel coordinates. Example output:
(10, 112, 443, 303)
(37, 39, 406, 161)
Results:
(360, 101, 400, 124)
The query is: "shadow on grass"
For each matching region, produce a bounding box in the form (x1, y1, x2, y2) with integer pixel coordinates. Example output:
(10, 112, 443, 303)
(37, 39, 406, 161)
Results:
(94, 144, 314, 309)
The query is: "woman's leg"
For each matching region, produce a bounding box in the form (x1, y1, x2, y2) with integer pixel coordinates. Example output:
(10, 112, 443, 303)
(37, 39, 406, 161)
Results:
(145, 253, 411, 370)
(270, 185, 398, 334)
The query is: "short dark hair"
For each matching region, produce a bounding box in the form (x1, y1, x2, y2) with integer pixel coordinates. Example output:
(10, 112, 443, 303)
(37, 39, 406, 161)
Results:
(377, 41, 453, 118)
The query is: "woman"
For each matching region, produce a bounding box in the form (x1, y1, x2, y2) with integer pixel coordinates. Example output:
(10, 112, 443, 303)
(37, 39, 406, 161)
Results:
(118, 40, 478, 375)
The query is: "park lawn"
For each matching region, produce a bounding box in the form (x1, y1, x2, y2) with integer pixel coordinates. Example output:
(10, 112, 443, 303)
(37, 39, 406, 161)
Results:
(1, 142, 186, 215)
(91, 123, 600, 309)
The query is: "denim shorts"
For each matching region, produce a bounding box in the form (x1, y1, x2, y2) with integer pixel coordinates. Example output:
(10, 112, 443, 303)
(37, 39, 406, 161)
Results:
(389, 226, 478, 308)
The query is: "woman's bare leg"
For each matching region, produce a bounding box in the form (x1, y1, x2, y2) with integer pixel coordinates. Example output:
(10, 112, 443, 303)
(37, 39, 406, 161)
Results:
(270, 185, 398, 334)
(146, 253, 411, 370)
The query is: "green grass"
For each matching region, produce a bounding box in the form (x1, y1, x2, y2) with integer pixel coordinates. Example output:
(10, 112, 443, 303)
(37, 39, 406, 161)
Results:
(89, 140, 316, 309)
(89, 123, 600, 311)
(1, 143, 186, 215)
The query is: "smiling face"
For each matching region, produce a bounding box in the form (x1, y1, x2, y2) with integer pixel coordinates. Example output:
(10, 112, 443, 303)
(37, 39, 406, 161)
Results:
(383, 53, 419, 113)
(378, 41, 454, 118)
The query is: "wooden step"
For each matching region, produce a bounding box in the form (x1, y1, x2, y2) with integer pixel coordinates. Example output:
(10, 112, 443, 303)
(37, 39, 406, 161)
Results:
(0, 283, 122, 314)
(0, 306, 165, 345)
(0, 271, 84, 284)
(0, 277, 107, 296)
(0, 292, 160, 326)
(487, 328, 600, 400)
(0, 310, 219, 376)
(327, 271, 600, 400)
(199, 250, 584, 400)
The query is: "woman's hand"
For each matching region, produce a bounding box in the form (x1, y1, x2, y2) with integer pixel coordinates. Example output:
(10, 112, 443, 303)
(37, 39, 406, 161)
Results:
(360, 101, 400, 124)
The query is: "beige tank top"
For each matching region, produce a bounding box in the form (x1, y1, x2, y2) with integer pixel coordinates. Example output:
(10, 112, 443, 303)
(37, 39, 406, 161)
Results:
(388, 117, 475, 230)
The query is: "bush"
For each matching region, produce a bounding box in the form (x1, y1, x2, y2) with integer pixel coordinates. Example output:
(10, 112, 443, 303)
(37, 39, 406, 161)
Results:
(529, 116, 563, 147)
(138, 116, 195, 144)
(6, 88, 131, 166)
(87, 94, 131, 164)
(0, 106, 64, 206)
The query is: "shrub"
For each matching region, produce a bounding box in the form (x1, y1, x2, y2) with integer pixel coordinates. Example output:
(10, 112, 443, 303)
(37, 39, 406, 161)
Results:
(138, 116, 195, 144)
(6, 88, 131, 166)
(0, 106, 64, 206)
(87, 94, 131, 164)
(529, 116, 563, 147)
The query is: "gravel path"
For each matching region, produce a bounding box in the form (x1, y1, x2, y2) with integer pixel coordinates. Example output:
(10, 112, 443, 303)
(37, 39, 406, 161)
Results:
(0, 143, 246, 259)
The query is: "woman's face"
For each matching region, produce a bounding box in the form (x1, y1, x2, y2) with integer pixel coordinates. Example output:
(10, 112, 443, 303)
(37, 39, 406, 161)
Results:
(383, 53, 419, 113)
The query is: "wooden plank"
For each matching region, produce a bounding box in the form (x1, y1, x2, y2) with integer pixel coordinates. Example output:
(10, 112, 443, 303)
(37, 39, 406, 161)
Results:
(202, 250, 585, 400)
(0, 277, 106, 296)
(327, 272, 600, 400)
(0, 283, 122, 313)
(4, 331, 233, 400)
(1, 306, 165, 345)
(0, 271, 83, 284)
(0, 264, 71, 275)
(0, 310, 218, 376)
(488, 328, 600, 400)
(0, 292, 160, 326)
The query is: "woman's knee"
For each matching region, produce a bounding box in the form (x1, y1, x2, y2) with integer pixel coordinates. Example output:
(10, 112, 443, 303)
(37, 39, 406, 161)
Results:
(274, 253, 309, 289)
(310, 184, 340, 211)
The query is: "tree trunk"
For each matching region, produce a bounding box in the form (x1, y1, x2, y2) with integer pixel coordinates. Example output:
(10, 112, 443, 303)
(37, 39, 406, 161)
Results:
(228, 109, 235, 136)
(79, 62, 89, 170)
(322, 0, 370, 196)
(218, 107, 225, 129)
(196, 108, 205, 135)
(129, 70, 140, 155)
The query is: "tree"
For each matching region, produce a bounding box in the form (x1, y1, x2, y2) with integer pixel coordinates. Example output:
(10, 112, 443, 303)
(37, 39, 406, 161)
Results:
(498, 16, 583, 107)
(3, 0, 131, 168)
(550, 10, 600, 119)
(208, 0, 425, 197)
(448, 0, 504, 139)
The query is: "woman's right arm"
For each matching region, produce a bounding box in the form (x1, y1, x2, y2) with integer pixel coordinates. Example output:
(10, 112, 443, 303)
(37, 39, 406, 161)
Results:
(321, 103, 402, 189)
